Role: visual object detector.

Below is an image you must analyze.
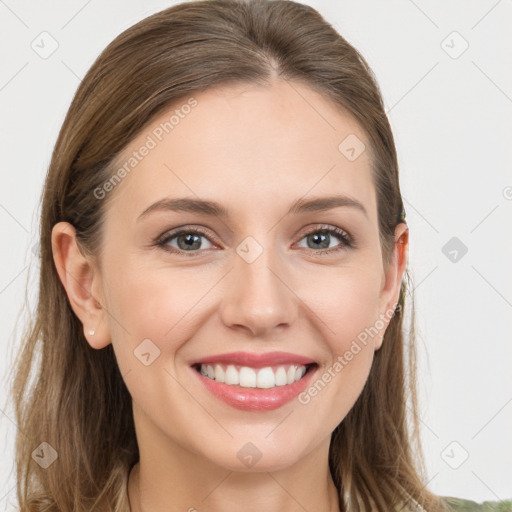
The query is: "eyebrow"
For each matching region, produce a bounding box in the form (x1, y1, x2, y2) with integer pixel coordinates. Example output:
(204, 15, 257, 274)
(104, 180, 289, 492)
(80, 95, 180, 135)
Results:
(137, 194, 368, 221)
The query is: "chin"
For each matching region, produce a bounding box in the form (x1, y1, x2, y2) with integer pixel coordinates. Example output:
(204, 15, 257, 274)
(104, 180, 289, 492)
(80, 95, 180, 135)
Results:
(195, 435, 312, 473)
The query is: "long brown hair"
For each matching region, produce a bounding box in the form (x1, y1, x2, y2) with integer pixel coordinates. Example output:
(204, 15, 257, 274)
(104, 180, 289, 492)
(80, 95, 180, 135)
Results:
(9, 1, 448, 510)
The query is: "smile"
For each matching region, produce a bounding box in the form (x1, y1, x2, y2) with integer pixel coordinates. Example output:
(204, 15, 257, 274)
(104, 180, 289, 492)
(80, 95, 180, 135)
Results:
(195, 363, 311, 389)
(190, 351, 319, 411)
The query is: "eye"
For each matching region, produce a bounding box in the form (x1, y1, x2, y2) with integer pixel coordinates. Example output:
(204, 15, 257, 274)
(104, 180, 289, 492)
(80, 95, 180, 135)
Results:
(295, 225, 353, 254)
(156, 227, 217, 256)
(155, 224, 354, 257)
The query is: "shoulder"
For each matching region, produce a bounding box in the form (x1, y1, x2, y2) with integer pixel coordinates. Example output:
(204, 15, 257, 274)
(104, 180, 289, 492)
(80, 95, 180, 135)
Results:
(391, 495, 512, 512)
(440, 496, 512, 511)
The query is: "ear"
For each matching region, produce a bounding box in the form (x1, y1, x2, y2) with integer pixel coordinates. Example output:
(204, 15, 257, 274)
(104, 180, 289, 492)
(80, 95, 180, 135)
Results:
(375, 222, 409, 350)
(51, 221, 111, 349)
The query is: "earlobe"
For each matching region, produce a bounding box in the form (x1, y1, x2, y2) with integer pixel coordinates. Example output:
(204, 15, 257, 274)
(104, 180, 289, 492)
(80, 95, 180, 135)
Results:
(51, 222, 111, 350)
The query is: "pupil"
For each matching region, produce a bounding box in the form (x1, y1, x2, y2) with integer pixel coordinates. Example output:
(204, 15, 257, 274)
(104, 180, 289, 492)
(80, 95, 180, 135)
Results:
(181, 233, 200, 250)
(311, 232, 329, 249)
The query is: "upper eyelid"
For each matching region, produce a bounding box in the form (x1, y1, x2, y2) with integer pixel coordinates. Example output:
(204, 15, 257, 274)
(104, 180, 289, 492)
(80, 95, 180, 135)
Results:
(157, 226, 221, 247)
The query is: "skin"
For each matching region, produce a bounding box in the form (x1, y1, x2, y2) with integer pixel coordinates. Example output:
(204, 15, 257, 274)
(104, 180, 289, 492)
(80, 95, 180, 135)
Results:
(52, 78, 408, 512)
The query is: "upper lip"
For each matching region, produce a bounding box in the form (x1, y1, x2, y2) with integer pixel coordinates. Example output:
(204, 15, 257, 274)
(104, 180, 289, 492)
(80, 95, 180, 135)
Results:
(190, 351, 317, 368)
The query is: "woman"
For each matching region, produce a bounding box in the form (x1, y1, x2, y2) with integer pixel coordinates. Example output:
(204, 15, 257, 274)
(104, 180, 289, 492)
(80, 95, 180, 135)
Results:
(10, 0, 453, 510)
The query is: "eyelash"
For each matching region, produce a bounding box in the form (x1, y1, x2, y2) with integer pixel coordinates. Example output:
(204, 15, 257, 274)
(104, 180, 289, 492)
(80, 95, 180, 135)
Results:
(154, 224, 354, 257)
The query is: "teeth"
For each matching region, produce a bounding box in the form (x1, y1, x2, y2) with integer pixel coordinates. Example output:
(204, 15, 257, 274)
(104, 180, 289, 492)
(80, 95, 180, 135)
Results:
(198, 363, 309, 388)
(275, 366, 287, 386)
(295, 366, 306, 381)
(239, 367, 257, 387)
(256, 367, 275, 389)
(214, 364, 225, 383)
(286, 365, 296, 384)
(225, 365, 239, 385)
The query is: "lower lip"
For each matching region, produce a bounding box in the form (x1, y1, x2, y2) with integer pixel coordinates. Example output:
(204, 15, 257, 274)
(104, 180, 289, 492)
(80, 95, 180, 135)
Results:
(192, 365, 318, 411)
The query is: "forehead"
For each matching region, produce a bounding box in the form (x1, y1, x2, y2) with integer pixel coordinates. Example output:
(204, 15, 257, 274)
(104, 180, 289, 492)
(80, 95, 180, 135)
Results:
(105, 79, 376, 223)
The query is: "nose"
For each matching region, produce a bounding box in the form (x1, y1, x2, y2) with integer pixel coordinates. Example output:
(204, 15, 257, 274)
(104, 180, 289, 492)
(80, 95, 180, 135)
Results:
(218, 242, 297, 338)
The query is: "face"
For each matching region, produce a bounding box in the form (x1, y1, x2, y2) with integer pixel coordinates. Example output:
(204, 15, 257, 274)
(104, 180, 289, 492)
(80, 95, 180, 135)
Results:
(55, 79, 407, 473)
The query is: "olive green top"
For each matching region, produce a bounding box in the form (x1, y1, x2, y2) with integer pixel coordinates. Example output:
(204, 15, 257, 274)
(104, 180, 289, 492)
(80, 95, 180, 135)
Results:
(441, 497, 512, 511)
(353, 494, 512, 511)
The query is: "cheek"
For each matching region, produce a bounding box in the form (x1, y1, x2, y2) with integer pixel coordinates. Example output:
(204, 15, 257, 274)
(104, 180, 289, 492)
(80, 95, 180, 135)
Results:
(296, 269, 381, 430)
(102, 259, 220, 366)
(303, 262, 384, 351)
(106, 271, 185, 337)
(102, 264, 209, 426)
(294, 263, 382, 413)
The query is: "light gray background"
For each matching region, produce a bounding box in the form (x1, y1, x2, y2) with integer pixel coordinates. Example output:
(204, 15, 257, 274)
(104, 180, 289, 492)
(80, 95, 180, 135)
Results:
(1, 0, 511, 508)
